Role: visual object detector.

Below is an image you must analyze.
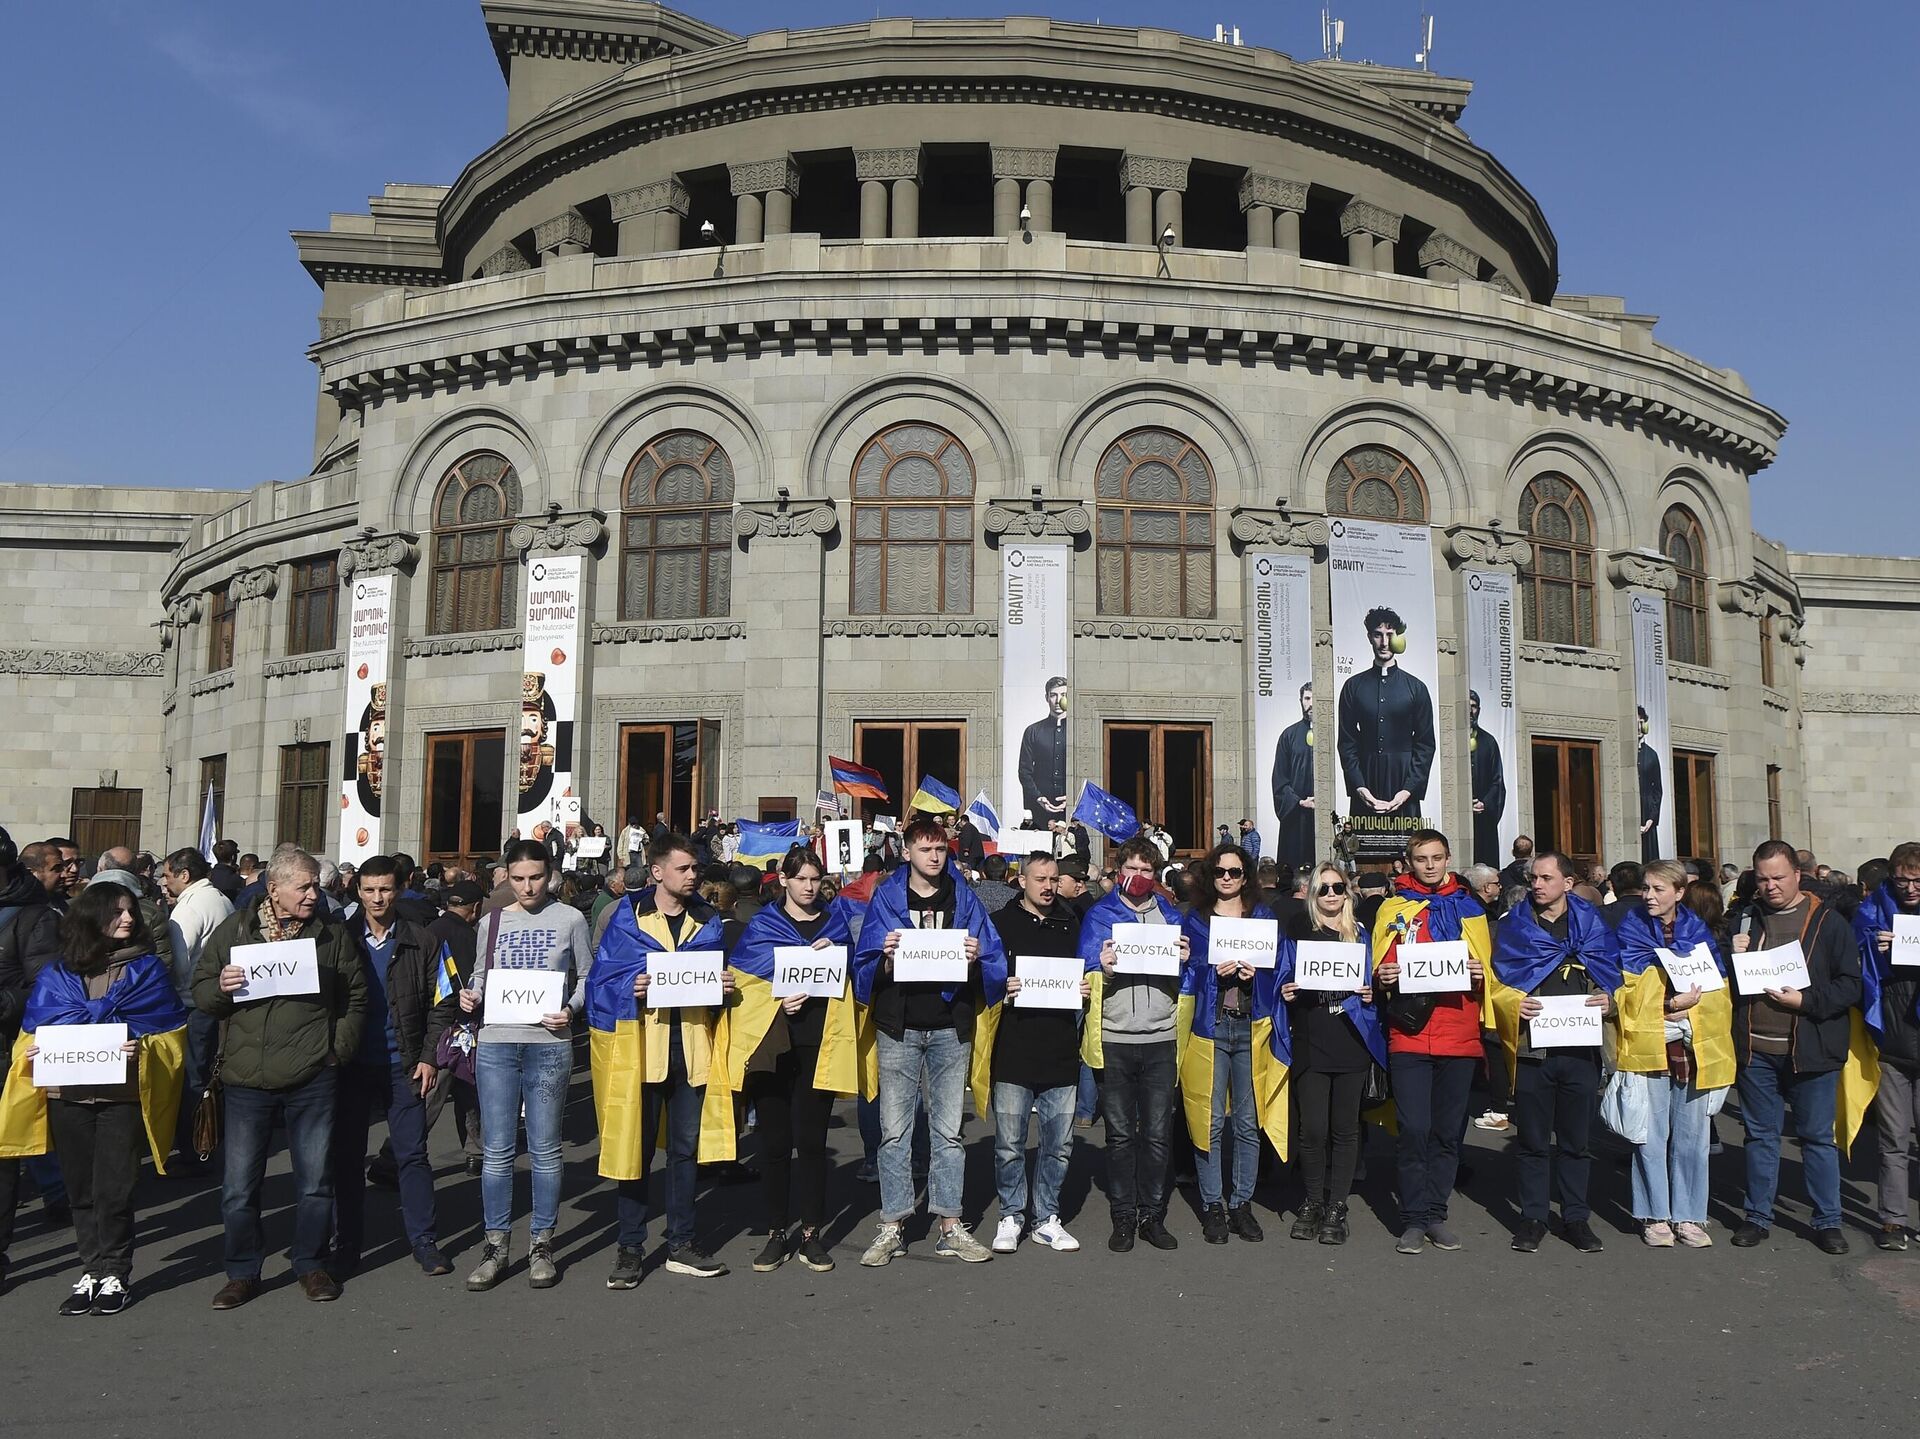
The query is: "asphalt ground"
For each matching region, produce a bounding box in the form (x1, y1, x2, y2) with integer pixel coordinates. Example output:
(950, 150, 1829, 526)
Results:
(1, 1054, 1914, 1439)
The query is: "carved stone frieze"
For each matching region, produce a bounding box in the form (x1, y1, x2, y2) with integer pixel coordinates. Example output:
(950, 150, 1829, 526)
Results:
(1228, 507, 1329, 550)
(1670, 662, 1731, 691)
(0, 648, 165, 678)
(728, 157, 801, 197)
(735, 497, 837, 543)
(824, 618, 995, 638)
(402, 629, 522, 658)
(1119, 154, 1189, 192)
(533, 208, 592, 254)
(477, 242, 532, 277)
(1340, 200, 1402, 241)
(983, 497, 1089, 540)
(1077, 621, 1242, 642)
(592, 621, 746, 645)
(990, 147, 1057, 181)
(1518, 642, 1622, 672)
(1444, 522, 1531, 569)
(1487, 272, 1522, 298)
(853, 147, 923, 183)
(339, 531, 419, 578)
(1607, 548, 1678, 593)
(610, 178, 690, 221)
(189, 670, 235, 697)
(165, 594, 202, 627)
(228, 566, 277, 602)
(1237, 173, 1308, 214)
(1417, 231, 1480, 279)
(317, 316, 352, 341)
(507, 509, 605, 555)
(263, 651, 345, 679)
(1801, 689, 1920, 715)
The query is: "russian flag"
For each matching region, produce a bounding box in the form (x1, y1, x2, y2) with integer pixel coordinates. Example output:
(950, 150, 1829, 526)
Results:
(909, 774, 962, 814)
(967, 790, 1000, 835)
(828, 754, 889, 801)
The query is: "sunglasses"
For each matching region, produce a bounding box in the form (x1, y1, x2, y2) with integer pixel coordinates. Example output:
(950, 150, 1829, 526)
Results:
(1214, 866, 1244, 879)
(1317, 882, 1348, 896)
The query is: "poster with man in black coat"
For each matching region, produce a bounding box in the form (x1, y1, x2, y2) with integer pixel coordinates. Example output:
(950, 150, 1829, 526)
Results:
(1270, 682, 1316, 871)
(1469, 690, 1507, 868)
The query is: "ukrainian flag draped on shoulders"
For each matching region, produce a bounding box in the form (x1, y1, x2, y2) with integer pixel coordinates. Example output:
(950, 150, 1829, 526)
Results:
(1076, 885, 1183, 1072)
(1372, 875, 1493, 968)
(1485, 894, 1621, 1082)
(0, 953, 189, 1173)
(851, 860, 1007, 1117)
(1855, 883, 1915, 1048)
(1612, 902, 1734, 1089)
(1178, 904, 1295, 1160)
(1258, 919, 1389, 1148)
(586, 888, 735, 1176)
(724, 897, 873, 1102)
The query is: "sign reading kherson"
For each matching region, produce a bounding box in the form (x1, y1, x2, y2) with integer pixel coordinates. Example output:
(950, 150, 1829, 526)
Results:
(1462, 568, 1518, 871)
(1630, 592, 1675, 863)
(1294, 940, 1369, 992)
(31, 1024, 128, 1089)
(518, 554, 584, 833)
(1247, 551, 1315, 873)
(773, 945, 848, 999)
(340, 572, 394, 867)
(1209, 916, 1279, 971)
(1396, 939, 1473, 994)
(1013, 956, 1083, 1010)
(647, 951, 725, 1008)
(1001, 544, 1072, 832)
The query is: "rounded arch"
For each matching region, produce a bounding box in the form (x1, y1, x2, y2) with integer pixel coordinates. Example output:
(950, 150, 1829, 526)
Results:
(577, 383, 771, 512)
(1056, 380, 1260, 510)
(388, 405, 547, 536)
(1498, 430, 1631, 554)
(1293, 399, 1469, 525)
(804, 375, 1016, 502)
(1654, 465, 1740, 576)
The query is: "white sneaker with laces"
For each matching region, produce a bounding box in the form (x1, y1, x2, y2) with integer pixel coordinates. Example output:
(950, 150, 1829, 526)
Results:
(860, 1220, 906, 1268)
(1031, 1216, 1080, 1252)
(991, 1216, 1024, 1253)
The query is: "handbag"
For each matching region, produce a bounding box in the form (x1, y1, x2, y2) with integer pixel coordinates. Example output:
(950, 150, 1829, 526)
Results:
(1599, 1067, 1650, 1145)
(1362, 1063, 1391, 1107)
(191, 1021, 228, 1162)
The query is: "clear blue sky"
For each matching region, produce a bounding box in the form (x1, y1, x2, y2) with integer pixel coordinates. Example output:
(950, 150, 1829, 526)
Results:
(5, 1, 1914, 554)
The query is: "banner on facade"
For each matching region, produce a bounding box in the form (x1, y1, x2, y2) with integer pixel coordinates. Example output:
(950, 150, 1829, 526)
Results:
(1246, 551, 1315, 872)
(1000, 544, 1072, 832)
(1462, 568, 1519, 870)
(1630, 593, 1675, 861)
(1326, 519, 1442, 852)
(339, 573, 393, 867)
(517, 554, 584, 836)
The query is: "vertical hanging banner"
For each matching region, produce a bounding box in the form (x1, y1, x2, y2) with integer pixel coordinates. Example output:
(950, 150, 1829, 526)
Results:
(1462, 569, 1519, 870)
(1001, 544, 1072, 834)
(1326, 519, 1442, 855)
(517, 554, 584, 835)
(1630, 593, 1674, 862)
(340, 573, 394, 867)
(1246, 551, 1315, 871)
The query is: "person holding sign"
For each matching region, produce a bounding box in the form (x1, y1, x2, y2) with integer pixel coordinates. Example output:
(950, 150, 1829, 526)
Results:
(1486, 852, 1620, 1254)
(461, 841, 593, 1293)
(1727, 840, 1866, 1255)
(1371, 831, 1491, 1255)
(0, 884, 187, 1315)
(851, 818, 1006, 1267)
(1613, 861, 1733, 1248)
(1278, 863, 1387, 1246)
(1178, 845, 1277, 1246)
(193, 849, 365, 1309)
(987, 852, 1088, 1254)
(722, 847, 861, 1274)
(1855, 841, 1920, 1250)
(1078, 836, 1191, 1253)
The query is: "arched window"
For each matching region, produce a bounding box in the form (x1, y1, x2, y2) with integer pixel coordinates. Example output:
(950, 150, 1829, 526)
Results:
(1327, 445, 1428, 521)
(429, 452, 522, 634)
(1519, 474, 1597, 647)
(621, 432, 733, 620)
(1096, 428, 1215, 618)
(1662, 505, 1711, 666)
(850, 424, 974, 615)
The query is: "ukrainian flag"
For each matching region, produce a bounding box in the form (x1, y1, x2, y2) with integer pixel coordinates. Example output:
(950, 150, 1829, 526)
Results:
(908, 774, 962, 815)
(735, 819, 802, 866)
(1075, 886, 1182, 1071)
(724, 897, 874, 1101)
(1484, 893, 1621, 1083)
(1613, 902, 1734, 1090)
(1179, 906, 1292, 1160)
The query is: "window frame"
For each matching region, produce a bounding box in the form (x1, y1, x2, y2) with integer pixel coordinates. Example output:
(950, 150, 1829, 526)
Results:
(1519, 473, 1598, 648)
(199, 754, 227, 835)
(1094, 427, 1217, 620)
(1326, 446, 1429, 522)
(276, 742, 331, 853)
(428, 452, 522, 636)
(848, 424, 976, 617)
(619, 432, 734, 622)
(1661, 505, 1712, 667)
(286, 556, 338, 655)
(206, 585, 237, 672)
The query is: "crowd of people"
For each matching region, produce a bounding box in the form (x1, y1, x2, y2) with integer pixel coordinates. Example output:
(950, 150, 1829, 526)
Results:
(0, 812, 1913, 1318)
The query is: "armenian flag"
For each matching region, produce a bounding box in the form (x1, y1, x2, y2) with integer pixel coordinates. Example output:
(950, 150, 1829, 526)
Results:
(829, 755, 889, 802)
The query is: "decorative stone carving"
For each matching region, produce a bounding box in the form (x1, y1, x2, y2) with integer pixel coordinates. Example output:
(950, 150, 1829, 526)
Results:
(736, 497, 837, 542)
(728, 157, 801, 197)
(1670, 662, 1732, 691)
(990, 147, 1057, 181)
(610, 178, 690, 222)
(1340, 200, 1402, 241)
(1716, 579, 1767, 616)
(1802, 688, 1917, 713)
(228, 566, 277, 602)
(477, 242, 532, 277)
(983, 496, 1090, 540)
(189, 670, 235, 697)
(1119, 154, 1189, 192)
(507, 508, 605, 555)
(1237, 173, 1308, 214)
(823, 618, 996, 638)
(1487, 272, 1522, 298)
(339, 531, 419, 579)
(1228, 506, 1329, 549)
(1077, 621, 1242, 642)
(263, 651, 345, 679)
(317, 316, 352, 341)
(1314, 629, 1334, 649)
(0, 648, 165, 677)
(1417, 231, 1480, 279)
(592, 621, 747, 645)
(533, 209, 592, 255)
(165, 595, 202, 627)
(402, 629, 523, 658)
(1518, 642, 1622, 671)
(292, 716, 311, 744)
(1607, 548, 1678, 593)
(1437, 636, 1460, 655)
(853, 147, 923, 182)
(1444, 522, 1531, 569)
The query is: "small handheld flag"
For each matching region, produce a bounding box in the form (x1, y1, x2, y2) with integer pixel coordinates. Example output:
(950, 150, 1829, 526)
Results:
(198, 785, 218, 862)
(1072, 781, 1141, 843)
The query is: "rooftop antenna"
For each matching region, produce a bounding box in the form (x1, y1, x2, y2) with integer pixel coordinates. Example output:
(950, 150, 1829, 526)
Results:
(1213, 22, 1243, 45)
(1320, 8, 1345, 61)
(1414, 8, 1435, 71)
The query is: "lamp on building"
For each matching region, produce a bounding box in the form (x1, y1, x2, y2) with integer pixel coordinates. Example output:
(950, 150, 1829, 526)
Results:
(1157, 223, 1176, 277)
(1019, 202, 1032, 244)
(700, 218, 725, 278)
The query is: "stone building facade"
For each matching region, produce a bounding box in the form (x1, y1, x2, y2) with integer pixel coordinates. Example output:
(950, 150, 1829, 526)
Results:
(5, 4, 1917, 869)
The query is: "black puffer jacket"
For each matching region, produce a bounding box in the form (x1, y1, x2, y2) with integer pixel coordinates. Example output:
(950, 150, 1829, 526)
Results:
(0, 868, 63, 1041)
(352, 918, 461, 1071)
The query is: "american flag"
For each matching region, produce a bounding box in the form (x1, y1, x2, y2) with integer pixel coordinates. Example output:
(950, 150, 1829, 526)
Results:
(814, 788, 841, 817)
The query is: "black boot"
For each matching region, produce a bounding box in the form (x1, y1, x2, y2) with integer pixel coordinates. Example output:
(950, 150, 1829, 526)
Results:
(1108, 1213, 1137, 1253)
(1137, 1213, 1179, 1250)
(1201, 1203, 1230, 1245)
(1318, 1202, 1351, 1246)
(1228, 1204, 1264, 1242)
(1290, 1200, 1325, 1242)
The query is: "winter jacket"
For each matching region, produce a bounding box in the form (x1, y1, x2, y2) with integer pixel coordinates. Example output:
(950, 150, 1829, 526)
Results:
(0, 868, 63, 1041)
(192, 900, 366, 1090)
(352, 918, 461, 1071)
(1729, 895, 1862, 1075)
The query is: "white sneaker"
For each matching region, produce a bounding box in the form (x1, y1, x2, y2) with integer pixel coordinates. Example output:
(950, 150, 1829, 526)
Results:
(860, 1221, 906, 1268)
(991, 1216, 1024, 1253)
(1471, 1111, 1511, 1132)
(1031, 1215, 1081, 1252)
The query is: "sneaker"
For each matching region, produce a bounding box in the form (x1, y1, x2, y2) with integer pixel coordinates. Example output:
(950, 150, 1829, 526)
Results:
(1563, 1219, 1605, 1254)
(1731, 1221, 1770, 1247)
(1425, 1222, 1462, 1251)
(1318, 1202, 1351, 1246)
(855, 1159, 878, 1184)
(1201, 1203, 1230, 1246)
(1510, 1219, 1547, 1253)
(1396, 1225, 1427, 1255)
(1137, 1215, 1178, 1250)
(991, 1216, 1024, 1254)
(1108, 1218, 1136, 1253)
(753, 1228, 790, 1272)
(934, 1221, 994, 1263)
(1471, 1110, 1511, 1132)
(415, 1244, 453, 1277)
(59, 1273, 96, 1317)
(1228, 1204, 1265, 1242)
(606, 1245, 645, 1290)
(527, 1230, 558, 1288)
(1877, 1225, 1910, 1252)
(1674, 1222, 1713, 1249)
(795, 1228, 835, 1272)
(1031, 1216, 1080, 1252)
(1290, 1201, 1325, 1241)
(860, 1221, 906, 1268)
(466, 1233, 511, 1291)
(89, 1275, 129, 1316)
(1642, 1221, 1676, 1248)
(665, 1245, 728, 1277)
(464, 1155, 482, 1177)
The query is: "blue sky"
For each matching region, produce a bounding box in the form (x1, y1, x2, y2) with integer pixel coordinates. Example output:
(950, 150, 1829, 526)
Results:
(4, 1, 1914, 554)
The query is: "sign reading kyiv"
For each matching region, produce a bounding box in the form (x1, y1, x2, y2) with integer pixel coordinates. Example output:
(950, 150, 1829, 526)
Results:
(484, 970, 565, 1026)
(229, 939, 319, 1002)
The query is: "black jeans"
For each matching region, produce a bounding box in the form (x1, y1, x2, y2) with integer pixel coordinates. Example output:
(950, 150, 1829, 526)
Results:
(1291, 1068, 1368, 1206)
(1391, 1053, 1475, 1228)
(48, 1099, 143, 1280)
(1513, 1052, 1600, 1222)
(744, 1043, 832, 1229)
(1100, 1040, 1176, 1222)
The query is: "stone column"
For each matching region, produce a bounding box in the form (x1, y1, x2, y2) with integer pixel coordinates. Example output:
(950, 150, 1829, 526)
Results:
(1120, 155, 1188, 247)
(1340, 199, 1401, 273)
(610, 179, 689, 256)
(1027, 177, 1053, 233)
(533, 209, 592, 265)
(858, 180, 888, 239)
(1239, 173, 1307, 253)
(991, 146, 1058, 235)
(1418, 231, 1481, 284)
(729, 157, 800, 242)
(1124, 183, 1153, 246)
(854, 147, 923, 240)
(892, 175, 920, 240)
(1444, 523, 1534, 863)
(1154, 188, 1183, 246)
(993, 177, 1021, 235)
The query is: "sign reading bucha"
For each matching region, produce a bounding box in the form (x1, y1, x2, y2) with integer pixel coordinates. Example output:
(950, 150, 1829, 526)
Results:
(1630, 592, 1675, 862)
(340, 572, 394, 867)
(647, 951, 725, 1008)
(773, 945, 848, 999)
(31, 1023, 128, 1088)
(517, 554, 584, 834)
(1656, 944, 1724, 993)
(1247, 551, 1313, 869)
(229, 938, 319, 1002)
(1462, 567, 1519, 870)
(1000, 544, 1072, 832)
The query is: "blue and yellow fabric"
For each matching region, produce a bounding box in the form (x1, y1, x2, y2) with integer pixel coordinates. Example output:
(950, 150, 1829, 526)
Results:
(1075, 886, 1184, 1072)
(724, 898, 874, 1102)
(1269, 923, 1391, 1138)
(1178, 905, 1295, 1159)
(586, 890, 736, 1176)
(1485, 894, 1621, 1085)
(1370, 878, 1493, 975)
(1826, 886, 1898, 1157)
(1613, 902, 1734, 1091)
(0, 953, 189, 1174)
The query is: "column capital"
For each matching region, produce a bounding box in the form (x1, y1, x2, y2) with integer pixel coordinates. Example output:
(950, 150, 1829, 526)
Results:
(990, 146, 1057, 181)
(163, 594, 203, 631)
(1443, 521, 1531, 570)
(609, 178, 690, 222)
(339, 530, 420, 579)
(736, 495, 838, 544)
(1228, 505, 1329, 550)
(983, 493, 1089, 541)
(728, 156, 801, 198)
(507, 507, 606, 556)
(227, 566, 278, 603)
(1119, 154, 1189, 192)
(1417, 230, 1481, 280)
(477, 242, 532, 277)
(1237, 173, 1308, 214)
(1716, 577, 1767, 617)
(1607, 547, 1679, 593)
(1339, 199, 1402, 242)
(853, 146, 923, 183)
(1487, 271, 1522, 298)
(533, 208, 592, 256)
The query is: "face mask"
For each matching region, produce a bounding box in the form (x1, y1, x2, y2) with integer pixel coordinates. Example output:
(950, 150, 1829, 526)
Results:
(1119, 871, 1155, 901)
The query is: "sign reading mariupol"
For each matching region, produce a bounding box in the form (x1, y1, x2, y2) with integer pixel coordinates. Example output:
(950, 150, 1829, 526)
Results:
(1656, 944, 1724, 993)
(1396, 939, 1473, 994)
(31, 1023, 128, 1088)
(773, 945, 848, 999)
(1209, 916, 1279, 971)
(1731, 941, 1811, 996)
(893, 929, 969, 984)
(230, 938, 319, 1002)
(1892, 914, 1920, 968)
(1110, 923, 1182, 976)
(484, 970, 565, 1026)
(1529, 994, 1603, 1048)
(1294, 940, 1369, 992)
(647, 951, 725, 1008)
(1013, 956, 1083, 1010)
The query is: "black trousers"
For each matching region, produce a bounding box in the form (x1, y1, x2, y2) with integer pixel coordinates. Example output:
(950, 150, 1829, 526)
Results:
(48, 1099, 143, 1280)
(1291, 1068, 1368, 1205)
(1101, 1040, 1176, 1222)
(744, 1044, 832, 1229)
(1513, 1052, 1600, 1222)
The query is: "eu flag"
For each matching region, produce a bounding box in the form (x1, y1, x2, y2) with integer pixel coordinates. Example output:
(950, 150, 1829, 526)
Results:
(1072, 781, 1141, 843)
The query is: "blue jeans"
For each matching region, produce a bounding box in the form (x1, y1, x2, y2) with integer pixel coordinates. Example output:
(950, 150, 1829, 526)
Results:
(222, 1068, 337, 1280)
(1195, 1014, 1258, 1209)
(615, 1027, 703, 1250)
(331, 1060, 437, 1258)
(1738, 1051, 1842, 1230)
(992, 1082, 1075, 1222)
(1075, 1063, 1099, 1122)
(877, 1027, 969, 1222)
(476, 1041, 571, 1235)
(1390, 1053, 1474, 1228)
(1631, 1073, 1714, 1223)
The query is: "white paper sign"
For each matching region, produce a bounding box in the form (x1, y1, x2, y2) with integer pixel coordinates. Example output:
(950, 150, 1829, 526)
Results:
(647, 950, 725, 1008)
(1294, 940, 1369, 992)
(1656, 944, 1724, 994)
(999, 829, 1057, 862)
(774, 944, 848, 999)
(1892, 914, 1920, 968)
(1210, 916, 1279, 971)
(1529, 994, 1603, 1047)
(575, 836, 608, 859)
(1732, 940, 1812, 996)
(1397, 939, 1473, 994)
(231, 938, 319, 1002)
(1014, 956, 1083, 1010)
(893, 929, 969, 984)
(823, 821, 865, 876)
(484, 969, 565, 1025)
(32, 1023, 128, 1088)
(1110, 923, 1182, 976)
